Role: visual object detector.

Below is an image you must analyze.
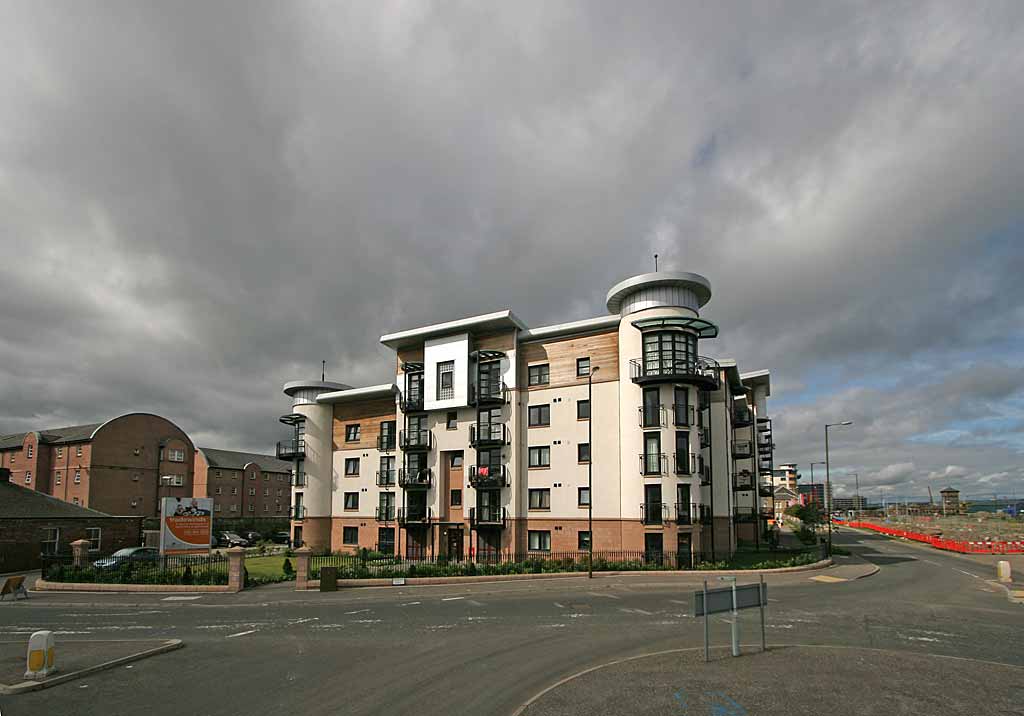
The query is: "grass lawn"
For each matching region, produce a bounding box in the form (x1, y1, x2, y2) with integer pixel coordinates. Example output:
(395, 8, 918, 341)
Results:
(244, 555, 294, 580)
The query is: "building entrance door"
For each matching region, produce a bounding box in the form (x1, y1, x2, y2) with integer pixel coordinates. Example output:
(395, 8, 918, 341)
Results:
(446, 529, 464, 561)
(644, 532, 664, 564)
(677, 533, 692, 569)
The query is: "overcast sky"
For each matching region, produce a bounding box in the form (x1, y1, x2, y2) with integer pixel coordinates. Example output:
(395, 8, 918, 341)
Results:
(2, 2, 1022, 501)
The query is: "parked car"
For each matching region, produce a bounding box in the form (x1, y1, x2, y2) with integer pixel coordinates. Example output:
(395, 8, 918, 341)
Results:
(243, 531, 262, 544)
(92, 547, 161, 569)
(270, 531, 291, 545)
(217, 532, 249, 548)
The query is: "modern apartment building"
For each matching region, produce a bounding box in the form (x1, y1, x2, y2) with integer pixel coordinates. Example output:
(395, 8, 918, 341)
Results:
(193, 448, 293, 518)
(279, 271, 778, 563)
(0, 413, 195, 517)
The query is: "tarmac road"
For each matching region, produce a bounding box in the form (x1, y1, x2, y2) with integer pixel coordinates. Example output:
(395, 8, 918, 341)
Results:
(1, 529, 1020, 716)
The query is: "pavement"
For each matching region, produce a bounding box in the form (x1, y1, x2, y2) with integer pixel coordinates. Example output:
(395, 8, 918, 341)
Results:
(0, 529, 1020, 715)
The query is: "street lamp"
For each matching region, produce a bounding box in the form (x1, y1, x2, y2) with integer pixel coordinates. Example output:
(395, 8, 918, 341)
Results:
(587, 365, 599, 578)
(851, 472, 860, 520)
(824, 421, 853, 556)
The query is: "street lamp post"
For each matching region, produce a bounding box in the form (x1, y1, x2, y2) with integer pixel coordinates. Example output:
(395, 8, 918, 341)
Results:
(852, 472, 860, 520)
(824, 421, 853, 557)
(587, 365, 599, 578)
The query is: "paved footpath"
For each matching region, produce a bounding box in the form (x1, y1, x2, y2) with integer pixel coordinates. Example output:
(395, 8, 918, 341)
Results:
(0, 529, 1020, 716)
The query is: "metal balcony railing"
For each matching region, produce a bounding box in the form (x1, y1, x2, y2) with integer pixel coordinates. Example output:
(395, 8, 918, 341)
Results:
(641, 502, 669, 525)
(758, 483, 774, 498)
(291, 472, 307, 487)
(292, 505, 307, 520)
(673, 403, 693, 427)
(733, 471, 755, 491)
(377, 434, 396, 452)
(639, 452, 668, 476)
(470, 380, 509, 406)
(732, 440, 753, 459)
(700, 426, 711, 449)
(733, 506, 758, 522)
(469, 423, 509, 447)
(638, 405, 666, 428)
(674, 502, 702, 525)
(733, 407, 753, 427)
(277, 439, 305, 459)
(700, 464, 712, 486)
(469, 506, 507, 528)
(399, 429, 433, 451)
(375, 505, 395, 522)
(376, 469, 396, 487)
(398, 468, 432, 488)
(398, 506, 431, 524)
(468, 464, 509, 488)
(629, 356, 720, 388)
(400, 391, 424, 413)
(673, 452, 695, 475)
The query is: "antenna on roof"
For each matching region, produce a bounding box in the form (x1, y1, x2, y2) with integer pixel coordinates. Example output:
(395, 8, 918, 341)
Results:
(654, 253, 659, 272)
(321, 360, 326, 382)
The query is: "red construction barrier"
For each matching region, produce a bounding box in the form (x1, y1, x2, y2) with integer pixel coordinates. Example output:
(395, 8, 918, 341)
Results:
(842, 520, 1024, 554)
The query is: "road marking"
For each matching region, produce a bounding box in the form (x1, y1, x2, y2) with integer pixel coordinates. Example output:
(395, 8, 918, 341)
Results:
(588, 592, 620, 600)
(291, 617, 318, 624)
(668, 599, 688, 605)
(401, 601, 421, 606)
(442, 596, 464, 602)
(553, 602, 565, 608)
(344, 609, 370, 614)
(226, 630, 257, 638)
(810, 575, 847, 583)
(467, 599, 485, 607)
(954, 569, 981, 580)
(618, 607, 654, 616)
(162, 596, 202, 601)
(921, 559, 942, 566)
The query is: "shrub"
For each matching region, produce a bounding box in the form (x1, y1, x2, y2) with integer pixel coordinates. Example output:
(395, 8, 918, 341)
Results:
(282, 558, 294, 575)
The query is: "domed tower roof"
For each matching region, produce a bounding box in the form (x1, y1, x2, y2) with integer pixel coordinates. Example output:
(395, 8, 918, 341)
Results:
(605, 271, 712, 316)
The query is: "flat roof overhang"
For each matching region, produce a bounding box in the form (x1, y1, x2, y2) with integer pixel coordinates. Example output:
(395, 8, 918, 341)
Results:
(380, 310, 527, 351)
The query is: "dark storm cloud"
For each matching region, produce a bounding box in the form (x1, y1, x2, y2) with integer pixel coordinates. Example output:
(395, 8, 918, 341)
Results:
(1, 2, 1022, 497)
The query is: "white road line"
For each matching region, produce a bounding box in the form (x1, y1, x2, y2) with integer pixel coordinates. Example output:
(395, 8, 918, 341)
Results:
(442, 596, 465, 602)
(467, 599, 485, 607)
(921, 559, 942, 566)
(226, 630, 257, 638)
(668, 599, 688, 605)
(401, 601, 421, 606)
(553, 602, 566, 608)
(954, 569, 982, 580)
(344, 609, 370, 614)
(588, 592, 621, 600)
(162, 596, 202, 601)
(291, 617, 318, 624)
(619, 607, 654, 615)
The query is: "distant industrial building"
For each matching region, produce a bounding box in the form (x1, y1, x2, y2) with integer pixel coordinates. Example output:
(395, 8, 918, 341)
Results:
(833, 496, 868, 512)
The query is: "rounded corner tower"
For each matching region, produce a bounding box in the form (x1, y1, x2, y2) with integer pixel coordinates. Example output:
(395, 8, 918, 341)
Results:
(281, 378, 350, 550)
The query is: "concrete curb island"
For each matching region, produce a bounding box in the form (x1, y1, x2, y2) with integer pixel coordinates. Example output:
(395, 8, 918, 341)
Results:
(302, 557, 835, 590)
(34, 580, 233, 593)
(0, 639, 183, 695)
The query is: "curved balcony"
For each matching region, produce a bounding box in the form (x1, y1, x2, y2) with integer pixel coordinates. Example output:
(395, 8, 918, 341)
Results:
(399, 391, 424, 413)
(468, 464, 509, 489)
(277, 439, 305, 460)
(399, 429, 433, 451)
(629, 356, 719, 389)
(398, 506, 431, 525)
(640, 502, 669, 526)
(470, 380, 509, 407)
(398, 468, 432, 489)
(376, 469, 396, 487)
(470, 423, 509, 448)
(469, 506, 507, 529)
(758, 483, 774, 498)
(638, 405, 666, 428)
(639, 452, 668, 476)
(375, 505, 395, 522)
(733, 506, 758, 523)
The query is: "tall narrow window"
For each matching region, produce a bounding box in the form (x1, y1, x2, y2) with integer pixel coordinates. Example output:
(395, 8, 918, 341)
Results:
(642, 387, 660, 427)
(437, 360, 455, 400)
(674, 387, 689, 426)
(379, 420, 396, 450)
(643, 433, 662, 475)
(577, 400, 590, 420)
(675, 431, 691, 474)
(576, 357, 590, 377)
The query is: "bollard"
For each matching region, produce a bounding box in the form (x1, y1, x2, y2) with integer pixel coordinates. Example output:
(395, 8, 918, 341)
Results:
(996, 561, 1012, 584)
(25, 630, 56, 680)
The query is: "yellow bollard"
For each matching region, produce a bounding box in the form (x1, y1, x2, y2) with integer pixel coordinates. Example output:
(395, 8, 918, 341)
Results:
(25, 630, 56, 680)
(997, 561, 1012, 584)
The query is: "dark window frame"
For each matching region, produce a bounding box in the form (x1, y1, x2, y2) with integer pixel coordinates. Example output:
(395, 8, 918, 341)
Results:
(528, 363, 550, 386)
(576, 357, 590, 377)
(345, 424, 361, 442)
(528, 404, 551, 427)
(342, 526, 359, 545)
(528, 446, 551, 468)
(528, 530, 551, 552)
(578, 443, 590, 463)
(343, 492, 359, 510)
(528, 488, 551, 510)
(446, 411, 458, 430)
(437, 360, 455, 400)
(578, 486, 591, 506)
(344, 457, 360, 476)
(577, 400, 590, 420)
(450, 489, 462, 507)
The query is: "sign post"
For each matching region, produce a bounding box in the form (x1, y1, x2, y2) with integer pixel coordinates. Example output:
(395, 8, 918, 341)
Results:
(703, 580, 710, 663)
(159, 497, 214, 555)
(694, 579, 768, 660)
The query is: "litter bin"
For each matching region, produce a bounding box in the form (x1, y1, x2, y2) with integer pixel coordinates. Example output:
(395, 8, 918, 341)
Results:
(319, 566, 337, 592)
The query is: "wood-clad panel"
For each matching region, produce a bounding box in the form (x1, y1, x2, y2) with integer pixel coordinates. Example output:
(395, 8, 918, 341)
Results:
(518, 330, 619, 390)
(474, 330, 516, 352)
(333, 398, 397, 451)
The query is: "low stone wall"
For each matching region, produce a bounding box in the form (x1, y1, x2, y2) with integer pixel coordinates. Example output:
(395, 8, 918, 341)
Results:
(35, 580, 232, 593)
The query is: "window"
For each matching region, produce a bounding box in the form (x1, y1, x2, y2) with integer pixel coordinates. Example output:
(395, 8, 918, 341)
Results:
(74, 470, 81, 483)
(577, 400, 590, 420)
(248, 504, 255, 512)
(344, 458, 360, 476)
(57, 447, 63, 458)
(216, 471, 221, 477)
(675, 431, 690, 474)
(674, 387, 689, 426)
(168, 448, 185, 462)
(72, 497, 79, 505)
(85, 527, 102, 551)
(215, 504, 222, 512)
(450, 454, 463, 468)
(578, 487, 590, 507)
(344, 492, 359, 510)
(230, 504, 238, 512)
(528, 404, 550, 427)
(578, 531, 591, 550)
(528, 364, 549, 386)
(450, 489, 462, 507)
(343, 526, 359, 545)
(130, 499, 138, 508)
(264, 504, 269, 512)
(25, 471, 31, 484)
(528, 530, 551, 552)
(643, 330, 697, 374)
(528, 446, 550, 468)
(380, 420, 396, 450)
(345, 424, 361, 442)
(249, 472, 256, 480)
(132, 473, 140, 482)
(379, 455, 396, 485)
(158, 448, 163, 460)
(216, 487, 222, 495)
(55, 472, 62, 485)
(231, 487, 238, 495)
(27, 445, 32, 458)
(249, 487, 256, 496)
(528, 488, 551, 510)
(437, 360, 455, 400)
(446, 411, 458, 430)
(264, 474, 270, 481)
(41, 527, 59, 555)
(578, 443, 590, 463)
(277, 489, 283, 496)
(264, 488, 269, 496)
(576, 357, 590, 377)
(76, 445, 82, 457)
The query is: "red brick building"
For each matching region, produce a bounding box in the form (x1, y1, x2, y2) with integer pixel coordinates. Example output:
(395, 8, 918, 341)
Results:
(0, 413, 195, 517)
(0, 468, 144, 572)
(193, 448, 292, 519)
